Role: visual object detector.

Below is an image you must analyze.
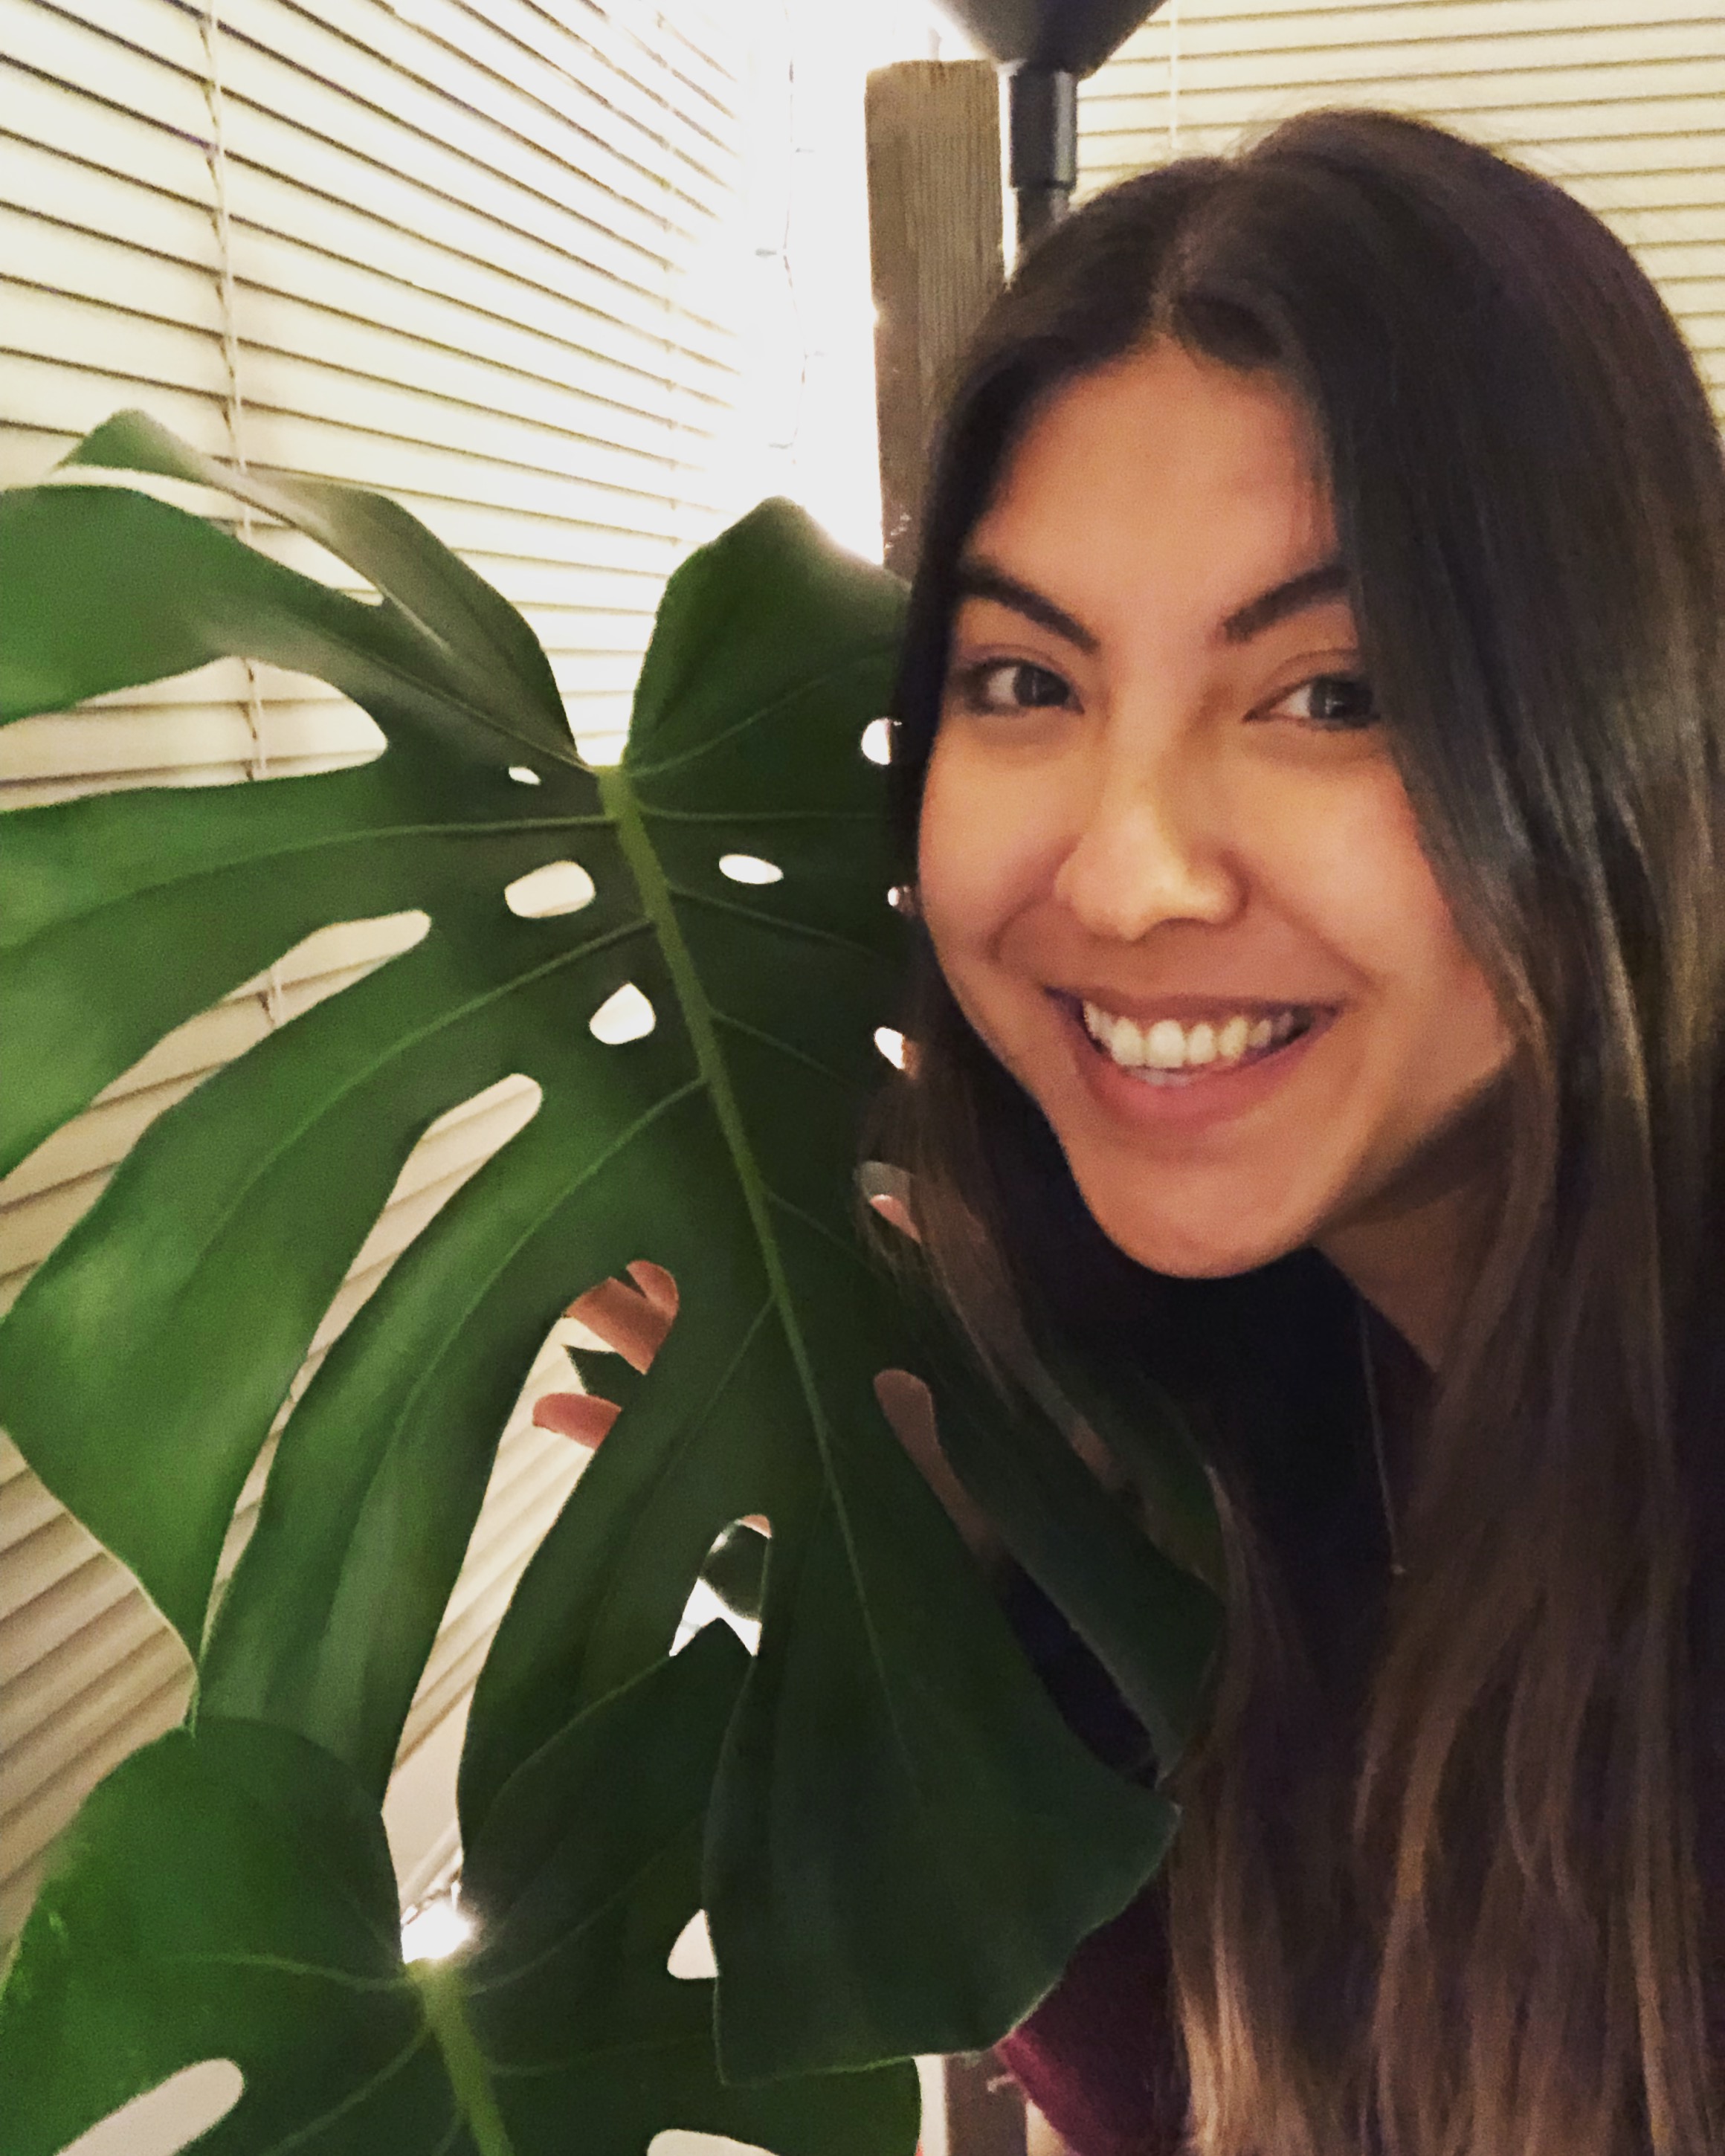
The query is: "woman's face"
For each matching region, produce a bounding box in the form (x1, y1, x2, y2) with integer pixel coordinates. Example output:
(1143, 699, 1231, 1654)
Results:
(918, 340, 1512, 1287)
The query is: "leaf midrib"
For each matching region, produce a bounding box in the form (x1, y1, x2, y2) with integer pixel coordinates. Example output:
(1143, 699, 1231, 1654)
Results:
(599, 766, 919, 1782)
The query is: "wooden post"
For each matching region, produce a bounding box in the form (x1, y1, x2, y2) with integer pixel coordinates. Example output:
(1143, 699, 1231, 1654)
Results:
(865, 59, 1005, 577)
(944, 2050, 1030, 2156)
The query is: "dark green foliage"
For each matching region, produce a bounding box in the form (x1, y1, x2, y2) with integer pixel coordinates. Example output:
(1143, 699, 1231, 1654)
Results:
(0, 416, 1219, 2149)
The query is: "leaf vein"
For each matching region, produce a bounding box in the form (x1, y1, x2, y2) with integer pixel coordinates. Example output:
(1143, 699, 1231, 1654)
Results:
(248, 2024, 435, 2155)
(277, 1077, 712, 1677)
(665, 882, 881, 964)
(765, 1192, 872, 1275)
(164, 1949, 411, 1992)
(635, 803, 877, 825)
(710, 1009, 854, 1091)
(622, 644, 898, 781)
(153, 917, 654, 1336)
(0, 809, 613, 955)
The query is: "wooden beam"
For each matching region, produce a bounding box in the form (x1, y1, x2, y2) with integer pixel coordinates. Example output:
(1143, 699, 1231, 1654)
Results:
(865, 59, 1005, 577)
(944, 2051, 1029, 2156)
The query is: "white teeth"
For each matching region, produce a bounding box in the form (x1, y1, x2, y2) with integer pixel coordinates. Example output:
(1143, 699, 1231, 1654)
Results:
(1145, 1019, 1187, 1070)
(1080, 1001, 1310, 1077)
(1110, 1014, 1147, 1067)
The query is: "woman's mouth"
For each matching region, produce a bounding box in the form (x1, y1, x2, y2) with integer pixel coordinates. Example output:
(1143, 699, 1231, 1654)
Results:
(1074, 998, 1323, 1085)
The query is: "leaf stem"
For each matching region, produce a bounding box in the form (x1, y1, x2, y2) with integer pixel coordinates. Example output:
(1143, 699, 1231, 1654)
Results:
(411, 1957, 518, 2156)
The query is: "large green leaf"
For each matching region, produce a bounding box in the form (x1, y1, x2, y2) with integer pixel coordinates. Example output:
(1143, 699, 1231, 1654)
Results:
(0, 1626, 916, 2156)
(60, 410, 573, 763)
(0, 416, 1216, 2101)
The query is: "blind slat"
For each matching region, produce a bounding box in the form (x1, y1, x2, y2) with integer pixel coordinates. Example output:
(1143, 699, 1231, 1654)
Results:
(277, 0, 735, 223)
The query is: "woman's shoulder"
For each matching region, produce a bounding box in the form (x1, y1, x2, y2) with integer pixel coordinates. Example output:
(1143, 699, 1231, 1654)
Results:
(996, 1885, 1187, 2156)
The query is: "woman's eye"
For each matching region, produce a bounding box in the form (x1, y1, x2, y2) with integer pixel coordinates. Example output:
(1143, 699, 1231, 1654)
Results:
(1271, 672, 1377, 730)
(956, 659, 1073, 714)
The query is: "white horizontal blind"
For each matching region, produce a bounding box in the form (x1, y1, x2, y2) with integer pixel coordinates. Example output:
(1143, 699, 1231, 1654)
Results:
(1077, 0, 1725, 421)
(0, 0, 752, 1947)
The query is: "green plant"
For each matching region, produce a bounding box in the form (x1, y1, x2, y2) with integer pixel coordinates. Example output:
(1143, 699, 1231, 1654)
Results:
(0, 416, 1219, 2155)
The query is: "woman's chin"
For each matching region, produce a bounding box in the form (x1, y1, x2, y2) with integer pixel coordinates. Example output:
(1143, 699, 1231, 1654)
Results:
(1076, 1186, 1312, 1282)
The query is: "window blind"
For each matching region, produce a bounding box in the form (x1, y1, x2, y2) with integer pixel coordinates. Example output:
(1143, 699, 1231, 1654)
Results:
(0, 0, 751, 1949)
(1077, 0, 1724, 419)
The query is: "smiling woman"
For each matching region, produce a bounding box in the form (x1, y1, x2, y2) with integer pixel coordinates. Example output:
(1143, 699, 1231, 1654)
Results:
(920, 341, 1510, 1342)
(877, 109, 1725, 2156)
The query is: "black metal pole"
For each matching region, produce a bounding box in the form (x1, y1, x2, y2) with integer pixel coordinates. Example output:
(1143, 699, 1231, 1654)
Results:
(1007, 63, 1077, 258)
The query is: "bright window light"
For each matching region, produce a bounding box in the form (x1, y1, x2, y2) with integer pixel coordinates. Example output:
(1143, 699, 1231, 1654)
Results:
(401, 1894, 473, 1963)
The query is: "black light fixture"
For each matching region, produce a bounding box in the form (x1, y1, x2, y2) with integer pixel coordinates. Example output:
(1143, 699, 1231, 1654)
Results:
(938, 1, 1168, 254)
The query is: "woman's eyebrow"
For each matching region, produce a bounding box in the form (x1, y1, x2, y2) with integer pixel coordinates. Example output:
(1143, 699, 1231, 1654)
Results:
(1219, 559, 1349, 644)
(952, 556, 1349, 652)
(952, 559, 1098, 653)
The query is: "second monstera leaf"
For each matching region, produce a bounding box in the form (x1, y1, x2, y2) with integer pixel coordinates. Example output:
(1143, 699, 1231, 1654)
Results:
(0, 416, 1215, 2108)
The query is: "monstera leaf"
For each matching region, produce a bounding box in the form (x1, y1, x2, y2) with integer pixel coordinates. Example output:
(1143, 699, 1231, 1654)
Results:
(0, 413, 1219, 2139)
(0, 1629, 915, 2156)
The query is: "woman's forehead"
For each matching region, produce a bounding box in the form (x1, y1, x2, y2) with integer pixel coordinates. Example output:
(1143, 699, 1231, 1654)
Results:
(967, 346, 1341, 647)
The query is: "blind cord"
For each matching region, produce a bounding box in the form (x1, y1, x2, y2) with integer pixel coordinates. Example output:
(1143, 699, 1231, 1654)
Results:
(201, 0, 283, 1026)
(1167, 0, 1181, 158)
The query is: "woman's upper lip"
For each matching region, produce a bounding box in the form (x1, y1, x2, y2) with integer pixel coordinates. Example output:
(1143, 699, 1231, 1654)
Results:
(1051, 986, 1340, 1024)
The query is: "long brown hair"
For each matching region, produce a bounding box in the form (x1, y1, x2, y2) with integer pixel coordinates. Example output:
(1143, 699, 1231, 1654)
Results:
(877, 111, 1725, 2155)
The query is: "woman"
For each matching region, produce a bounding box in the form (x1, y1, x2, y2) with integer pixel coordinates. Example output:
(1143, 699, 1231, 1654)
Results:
(554, 111, 1725, 2156)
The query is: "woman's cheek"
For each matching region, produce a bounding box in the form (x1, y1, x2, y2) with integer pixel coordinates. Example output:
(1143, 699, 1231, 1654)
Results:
(1257, 761, 1428, 972)
(931, 720, 1086, 912)
(918, 737, 1016, 958)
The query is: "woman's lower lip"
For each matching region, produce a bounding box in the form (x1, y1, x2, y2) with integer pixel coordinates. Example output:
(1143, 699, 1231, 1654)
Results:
(1055, 998, 1334, 1128)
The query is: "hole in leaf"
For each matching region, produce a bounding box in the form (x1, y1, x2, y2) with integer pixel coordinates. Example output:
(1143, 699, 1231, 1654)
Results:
(507, 764, 542, 785)
(247, 909, 432, 1019)
(888, 883, 915, 914)
(675, 1579, 760, 1654)
(699, 1520, 768, 1621)
(651, 2136, 776, 2156)
(554, 1259, 680, 1368)
(667, 1909, 718, 1982)
(874, 1026, 909, 1070)
(260, 1074, 544, 1447)
(57, 2061, 244, 2156)
(718, 853, 783, 886)
(860, 717, 892, 766)
(677, 1518, 767, 1656)
(505, 860, 596, 918)
(590, 983, 656, 1044)
(386, 1077, 543, 1233)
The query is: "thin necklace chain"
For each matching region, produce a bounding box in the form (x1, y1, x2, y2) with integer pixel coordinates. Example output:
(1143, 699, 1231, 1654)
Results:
(1356, 1295, 1408, 1578)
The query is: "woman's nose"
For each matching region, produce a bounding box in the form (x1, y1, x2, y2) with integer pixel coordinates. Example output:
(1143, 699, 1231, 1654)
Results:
(1050, 755, 1242, 943)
